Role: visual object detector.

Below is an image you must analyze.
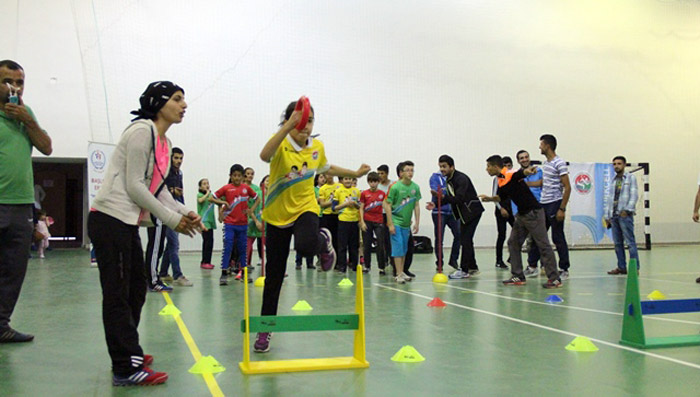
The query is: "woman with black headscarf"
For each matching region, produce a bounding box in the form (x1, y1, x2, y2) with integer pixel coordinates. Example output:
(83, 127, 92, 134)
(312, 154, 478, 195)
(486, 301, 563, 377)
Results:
(88, 81, 204, 386)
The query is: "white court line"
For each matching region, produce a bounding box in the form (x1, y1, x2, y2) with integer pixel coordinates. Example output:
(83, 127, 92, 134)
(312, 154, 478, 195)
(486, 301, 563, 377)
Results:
(638, 277, 698, 286)
(385, 282, 700, 326)
(375, 284, 700, 371)
(442, 284, 700, 325)
(462, 274, 698, 283)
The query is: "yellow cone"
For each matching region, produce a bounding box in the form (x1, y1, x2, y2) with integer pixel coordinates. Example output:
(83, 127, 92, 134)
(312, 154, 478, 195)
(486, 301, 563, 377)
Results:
(291, 300, 313, 311)
(188, 355, 226, 374)
(647, 290, 666, 300)
(338, 278, 354, 287)
(254, 276, 265, 287)
(565, 336, 599, 352)
(158, 303, 181, 316)
(432, 273, 448, 283)
(391, 345, 426, 362)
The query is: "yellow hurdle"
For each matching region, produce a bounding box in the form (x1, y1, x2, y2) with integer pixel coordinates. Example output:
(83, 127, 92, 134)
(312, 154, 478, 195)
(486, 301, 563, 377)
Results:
(239, 265, 369, 374)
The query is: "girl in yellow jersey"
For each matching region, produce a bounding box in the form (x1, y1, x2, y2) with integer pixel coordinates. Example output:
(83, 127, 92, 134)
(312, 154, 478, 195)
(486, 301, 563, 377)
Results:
(255, 99, 370, 353)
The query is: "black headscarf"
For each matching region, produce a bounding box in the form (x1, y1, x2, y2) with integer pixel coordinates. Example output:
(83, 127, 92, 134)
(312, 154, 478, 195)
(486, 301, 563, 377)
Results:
(130, 81, 184, 121)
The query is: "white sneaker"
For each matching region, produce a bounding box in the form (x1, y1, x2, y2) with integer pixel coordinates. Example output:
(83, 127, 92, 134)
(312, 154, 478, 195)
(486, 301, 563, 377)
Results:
(398, 272, 413, 282)
(524, 267, 538, 277)
(448, 270, 470, 279)
(174, 276, 193, 287)
(559, 270, 569, 281)
(395, 275, 406, 284)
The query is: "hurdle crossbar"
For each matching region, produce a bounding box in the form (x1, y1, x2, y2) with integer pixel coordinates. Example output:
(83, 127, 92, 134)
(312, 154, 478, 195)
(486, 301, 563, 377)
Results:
(239, 265, 369, 374)
(620, 259, 700, 349)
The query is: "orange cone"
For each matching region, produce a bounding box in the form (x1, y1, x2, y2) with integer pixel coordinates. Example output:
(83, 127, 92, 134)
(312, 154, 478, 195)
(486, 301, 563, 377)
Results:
(427, 297, 447, 307)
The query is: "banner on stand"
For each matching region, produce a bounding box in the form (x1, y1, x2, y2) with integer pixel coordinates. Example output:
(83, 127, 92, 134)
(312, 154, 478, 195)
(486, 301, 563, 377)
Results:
(568, 162, 614, 246)
(87, 142, 116, 207)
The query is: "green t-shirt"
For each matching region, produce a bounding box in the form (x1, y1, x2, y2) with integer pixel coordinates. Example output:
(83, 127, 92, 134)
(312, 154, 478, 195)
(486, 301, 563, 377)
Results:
(0, 106, 37, 204)
(247, 184, 263, 238)
(387, 180, 421, 228)
(197, 192, 217, 230)
(315, 185, 322, 217)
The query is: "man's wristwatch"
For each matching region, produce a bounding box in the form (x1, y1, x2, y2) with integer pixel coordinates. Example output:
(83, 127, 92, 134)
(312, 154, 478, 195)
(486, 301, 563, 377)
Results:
(559, 207, 566, 212)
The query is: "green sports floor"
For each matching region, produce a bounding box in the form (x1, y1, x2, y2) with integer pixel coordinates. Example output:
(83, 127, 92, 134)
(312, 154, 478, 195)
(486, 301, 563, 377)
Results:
(1, 246, 699, 396)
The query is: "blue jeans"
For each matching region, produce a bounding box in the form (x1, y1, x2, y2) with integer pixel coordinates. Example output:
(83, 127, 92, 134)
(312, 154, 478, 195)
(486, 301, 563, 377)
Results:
(611, 214, 639, 270)
(221, 224, 248, 270)
(160, 227, 182, 279)
(432, 212, 460, 268)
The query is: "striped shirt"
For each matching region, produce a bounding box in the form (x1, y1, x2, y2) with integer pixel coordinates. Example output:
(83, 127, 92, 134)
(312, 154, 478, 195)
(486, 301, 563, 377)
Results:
(540, 155, 568, 204)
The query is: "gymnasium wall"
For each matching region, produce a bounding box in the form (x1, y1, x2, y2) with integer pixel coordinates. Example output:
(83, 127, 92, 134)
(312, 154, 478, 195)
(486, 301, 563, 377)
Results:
(2, 0, 700, 252)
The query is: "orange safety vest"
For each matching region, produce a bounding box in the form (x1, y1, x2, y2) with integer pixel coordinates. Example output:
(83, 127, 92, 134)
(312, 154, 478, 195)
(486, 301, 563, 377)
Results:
(497, 167, 516, 188)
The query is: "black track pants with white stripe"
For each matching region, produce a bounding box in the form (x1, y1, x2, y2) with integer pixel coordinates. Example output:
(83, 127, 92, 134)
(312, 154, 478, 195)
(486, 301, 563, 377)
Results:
(145, 219, 168, 286)
(88, 211, 147, 376)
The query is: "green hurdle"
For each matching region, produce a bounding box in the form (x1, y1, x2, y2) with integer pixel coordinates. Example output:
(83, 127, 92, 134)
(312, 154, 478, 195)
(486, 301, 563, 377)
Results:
(239, 265, 370, 374)
(620, 259, 700, 349)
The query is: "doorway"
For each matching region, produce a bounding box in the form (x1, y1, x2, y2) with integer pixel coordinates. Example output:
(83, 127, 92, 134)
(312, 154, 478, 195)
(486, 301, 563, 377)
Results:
(32, 158, 87, 248)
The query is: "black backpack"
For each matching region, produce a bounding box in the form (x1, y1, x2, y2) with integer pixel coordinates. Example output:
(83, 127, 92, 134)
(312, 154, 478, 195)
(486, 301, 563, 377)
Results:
(412, 235, 433, 254)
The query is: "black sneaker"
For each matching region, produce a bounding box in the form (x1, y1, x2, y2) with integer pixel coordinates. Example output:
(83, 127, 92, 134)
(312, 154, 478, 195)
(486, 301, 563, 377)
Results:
(495, 261, 509, 270)
(148, 282, 173, 292)
(502, 276, 526, 286)
(404, 270, 416, 279)
(307, 264, 316, 270)
(362, 267, 370, 274)
(0, 328, 34, 343)
(219, 274, 229, 286)
(543, 278, 563, 289)
(379, 269, 386, 275)
(295, 264, 302, 270)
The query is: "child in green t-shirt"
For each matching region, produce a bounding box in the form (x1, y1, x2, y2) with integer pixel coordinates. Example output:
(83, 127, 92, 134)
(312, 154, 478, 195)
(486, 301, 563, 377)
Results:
(383, 161, 421, 284)
(245, 167, 264, 268)
(197, 178, 216, 269)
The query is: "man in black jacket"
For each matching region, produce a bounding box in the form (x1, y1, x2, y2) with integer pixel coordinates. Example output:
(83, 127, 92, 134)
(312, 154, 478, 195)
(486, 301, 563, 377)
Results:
(432, 155, 484, 279)
(479, 155, 562, 289)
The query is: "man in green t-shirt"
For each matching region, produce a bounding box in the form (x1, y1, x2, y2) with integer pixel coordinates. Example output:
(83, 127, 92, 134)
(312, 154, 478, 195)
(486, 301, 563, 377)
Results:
(383, 161, 421, 284)
(0, 60, 53, 343)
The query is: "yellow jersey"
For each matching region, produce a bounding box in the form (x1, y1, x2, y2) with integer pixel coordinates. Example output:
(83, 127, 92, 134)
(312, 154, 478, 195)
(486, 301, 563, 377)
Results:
(263, 135, 330, 226)
(318, 182, 342, 215)
(336, 185, 361, 222)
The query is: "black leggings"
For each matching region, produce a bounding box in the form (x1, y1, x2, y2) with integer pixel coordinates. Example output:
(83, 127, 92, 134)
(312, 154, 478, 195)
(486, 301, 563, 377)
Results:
(261, 212, 323, 316)
(201, 229, 214, 264)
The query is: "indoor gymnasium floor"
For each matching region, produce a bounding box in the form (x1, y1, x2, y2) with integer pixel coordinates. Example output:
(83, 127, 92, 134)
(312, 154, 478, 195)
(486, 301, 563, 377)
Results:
(1, 246, 699, 396)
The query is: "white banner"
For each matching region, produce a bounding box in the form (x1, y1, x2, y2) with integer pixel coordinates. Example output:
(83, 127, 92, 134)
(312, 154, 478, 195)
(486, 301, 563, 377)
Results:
(568, 162, 613, 246)
(87, 142, 116, 207)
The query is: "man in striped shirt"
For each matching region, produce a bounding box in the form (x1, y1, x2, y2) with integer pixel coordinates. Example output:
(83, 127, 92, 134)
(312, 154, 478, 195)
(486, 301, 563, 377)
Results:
(529, 134, 571, 280)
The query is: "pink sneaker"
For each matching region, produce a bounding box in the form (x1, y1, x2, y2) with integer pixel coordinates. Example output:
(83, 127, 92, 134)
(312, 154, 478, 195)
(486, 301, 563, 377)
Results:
(254, 332, 271, 353)
(200, 263, 214, 269)
(319, 228, 336, 271)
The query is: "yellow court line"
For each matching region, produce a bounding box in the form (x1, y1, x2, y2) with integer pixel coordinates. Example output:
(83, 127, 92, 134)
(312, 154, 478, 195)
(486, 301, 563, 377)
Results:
(162, 292, 225, 397)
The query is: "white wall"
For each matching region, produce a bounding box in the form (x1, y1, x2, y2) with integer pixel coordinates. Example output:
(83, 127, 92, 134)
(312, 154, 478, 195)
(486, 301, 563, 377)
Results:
(4, 0, 700, 252)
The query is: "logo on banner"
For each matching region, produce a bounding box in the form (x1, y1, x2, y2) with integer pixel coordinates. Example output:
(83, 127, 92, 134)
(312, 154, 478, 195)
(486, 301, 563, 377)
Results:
(90, 150, 107, 172)
(574, 173, 592, 194)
